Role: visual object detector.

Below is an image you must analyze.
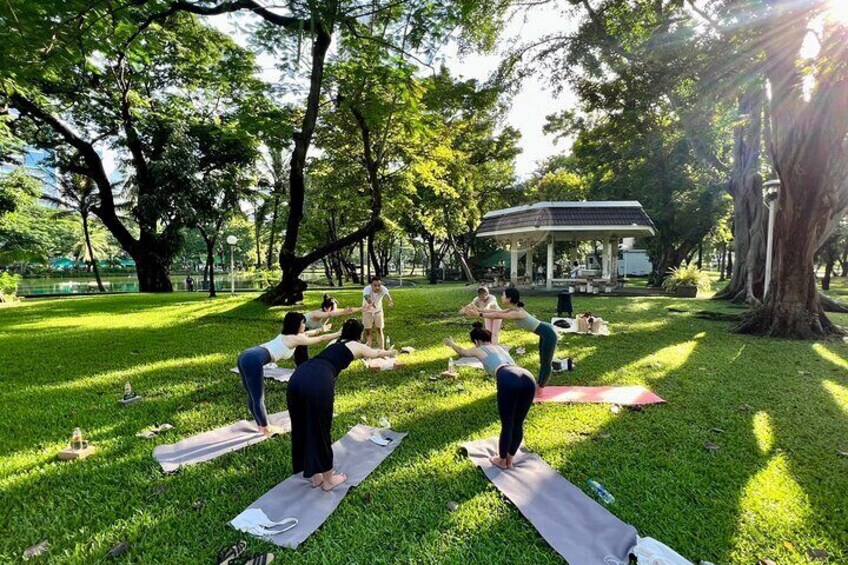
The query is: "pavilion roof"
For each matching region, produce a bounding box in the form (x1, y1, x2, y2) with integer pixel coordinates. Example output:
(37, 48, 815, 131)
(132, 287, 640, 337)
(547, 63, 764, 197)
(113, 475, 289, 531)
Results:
(476, 201, 655, 240)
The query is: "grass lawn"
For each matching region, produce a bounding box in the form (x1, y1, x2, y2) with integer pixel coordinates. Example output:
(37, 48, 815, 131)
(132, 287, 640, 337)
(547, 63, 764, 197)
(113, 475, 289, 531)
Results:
(1, 286, 846, 564)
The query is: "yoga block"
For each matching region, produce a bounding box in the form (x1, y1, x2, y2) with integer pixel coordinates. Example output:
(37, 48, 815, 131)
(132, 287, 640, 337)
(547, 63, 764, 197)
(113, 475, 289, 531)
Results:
(576, 317, 590, 333)
(119, 396, 142, 406)
(58, 445, 97, 460)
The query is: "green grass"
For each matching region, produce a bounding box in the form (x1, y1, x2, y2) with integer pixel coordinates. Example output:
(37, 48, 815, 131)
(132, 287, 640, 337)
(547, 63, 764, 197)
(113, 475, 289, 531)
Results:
(1, 286, 846, 564)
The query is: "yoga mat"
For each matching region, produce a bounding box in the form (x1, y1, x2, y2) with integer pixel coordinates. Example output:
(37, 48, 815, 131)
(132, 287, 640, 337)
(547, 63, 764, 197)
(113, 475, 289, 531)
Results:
(535, 386, 665, 406)
(152, 411, 291, 473)
(463, 438, 638, 565)
(454, 356, 484, 369)
(230, 364, 294, 383)
(231, 424, 406, 549)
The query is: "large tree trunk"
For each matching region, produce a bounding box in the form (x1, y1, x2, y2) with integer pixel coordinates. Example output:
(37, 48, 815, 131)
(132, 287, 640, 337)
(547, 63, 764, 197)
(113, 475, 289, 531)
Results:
(737, 7, 847, 338)
(135, 251, 173, 293)
(448, 235, 475, 283)
(82, 214, 106, 293)
(322, 257, 335, 286)
(715, 86, 766, 304)
(204, 238, 217, 298)
(822, 257, 835, 291)
(426, 236, 440, 284)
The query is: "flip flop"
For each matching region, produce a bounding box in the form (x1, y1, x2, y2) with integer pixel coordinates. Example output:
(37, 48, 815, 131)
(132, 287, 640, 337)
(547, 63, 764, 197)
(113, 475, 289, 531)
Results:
(231, 553, 275, 565)
(216, 540, 246, 564)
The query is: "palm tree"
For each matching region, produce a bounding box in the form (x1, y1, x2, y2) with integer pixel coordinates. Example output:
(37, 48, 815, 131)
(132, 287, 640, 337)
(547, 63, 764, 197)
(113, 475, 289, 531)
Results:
(43, 174, 106, 292)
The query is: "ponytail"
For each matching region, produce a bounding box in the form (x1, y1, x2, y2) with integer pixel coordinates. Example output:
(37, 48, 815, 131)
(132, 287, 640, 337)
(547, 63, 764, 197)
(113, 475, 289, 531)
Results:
(469, 321, 492, 344)
(503, 287, 524, 308)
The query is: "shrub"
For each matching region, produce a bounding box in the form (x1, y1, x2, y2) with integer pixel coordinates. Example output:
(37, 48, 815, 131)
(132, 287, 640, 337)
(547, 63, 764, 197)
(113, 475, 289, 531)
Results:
(661, 265, 711, 293)
(0, 272, 21, 302)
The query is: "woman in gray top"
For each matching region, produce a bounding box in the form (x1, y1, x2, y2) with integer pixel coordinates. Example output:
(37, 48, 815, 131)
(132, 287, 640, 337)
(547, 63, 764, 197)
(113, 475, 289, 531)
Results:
(462, 287, 558, 387)
(445, 322, 537, 469)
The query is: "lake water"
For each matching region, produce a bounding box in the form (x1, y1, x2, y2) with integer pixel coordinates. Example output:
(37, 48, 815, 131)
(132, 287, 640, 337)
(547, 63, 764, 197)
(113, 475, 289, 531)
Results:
(16, 274, 268, 295)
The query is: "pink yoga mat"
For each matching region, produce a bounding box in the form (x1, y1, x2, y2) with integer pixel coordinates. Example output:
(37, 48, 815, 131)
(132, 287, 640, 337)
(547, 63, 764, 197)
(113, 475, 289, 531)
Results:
(535, 386, 665, 405)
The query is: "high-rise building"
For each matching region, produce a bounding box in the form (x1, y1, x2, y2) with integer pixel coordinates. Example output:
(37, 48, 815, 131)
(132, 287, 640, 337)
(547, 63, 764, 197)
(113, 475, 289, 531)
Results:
(0, 147, 60, 200)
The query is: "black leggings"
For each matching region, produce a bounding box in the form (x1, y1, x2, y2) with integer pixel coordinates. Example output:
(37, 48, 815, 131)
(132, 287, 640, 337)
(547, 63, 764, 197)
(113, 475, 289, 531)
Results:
(237, 346, 272, 427)
(496, 366, 537, 459)
(535, 322, 558, 387)
(294, 345, 309, 367)
(287, 359, 336, 478)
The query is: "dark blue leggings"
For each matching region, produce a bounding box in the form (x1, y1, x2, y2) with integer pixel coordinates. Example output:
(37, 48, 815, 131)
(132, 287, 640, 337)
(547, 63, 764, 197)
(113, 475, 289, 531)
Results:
(535, 322, 558, 387)
(237, 346, 272, 427)
(496, 366, 537, 459)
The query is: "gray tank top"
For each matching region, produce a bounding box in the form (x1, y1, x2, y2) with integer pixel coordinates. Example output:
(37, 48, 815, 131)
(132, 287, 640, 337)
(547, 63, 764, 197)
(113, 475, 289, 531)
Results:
(515, 311, 541, 332)
(478, 345, 516, 375)
(304, 312, 323, 330)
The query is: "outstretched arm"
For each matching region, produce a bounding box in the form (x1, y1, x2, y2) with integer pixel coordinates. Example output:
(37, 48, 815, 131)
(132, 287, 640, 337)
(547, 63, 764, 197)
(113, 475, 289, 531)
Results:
(348, 341, 397, 359)
(304, 322, 332, 336)
(443, 337, 481, 359)
(289, 331, 341, 347)
(461, 305, 523, 320)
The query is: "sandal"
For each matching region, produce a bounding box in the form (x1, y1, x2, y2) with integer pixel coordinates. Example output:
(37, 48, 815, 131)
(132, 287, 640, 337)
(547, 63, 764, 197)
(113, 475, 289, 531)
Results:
(216, 540, 246, 564)
(230, 553, 275, 565)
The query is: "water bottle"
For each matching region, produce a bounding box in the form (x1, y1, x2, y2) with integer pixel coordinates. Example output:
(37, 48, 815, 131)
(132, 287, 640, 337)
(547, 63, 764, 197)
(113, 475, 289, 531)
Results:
(386, 336, 391, 349)
(71, 427, 83, 450)
(588, 479, 615, 504)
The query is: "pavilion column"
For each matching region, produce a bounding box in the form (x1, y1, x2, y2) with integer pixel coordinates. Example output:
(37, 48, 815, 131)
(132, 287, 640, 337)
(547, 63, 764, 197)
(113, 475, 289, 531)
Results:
(546, 238, 554, 290)
(610, 238, 619, 284)
(526, 246, 533, 285)
(510, 242, 518, 286)
(601, 240, 610, 279)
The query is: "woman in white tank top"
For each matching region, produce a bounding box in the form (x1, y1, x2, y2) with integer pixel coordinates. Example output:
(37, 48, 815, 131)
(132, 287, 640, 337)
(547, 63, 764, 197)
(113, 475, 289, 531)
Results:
(238, 312, 340, 436)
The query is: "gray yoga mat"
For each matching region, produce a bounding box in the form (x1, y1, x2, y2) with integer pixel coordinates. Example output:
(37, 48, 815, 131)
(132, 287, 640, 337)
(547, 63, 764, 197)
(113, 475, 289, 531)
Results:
(231, 424, 407, 549)
(152, 411, 291, 473)
(230, 364, 294, 383)
(463, 437, 637, 565)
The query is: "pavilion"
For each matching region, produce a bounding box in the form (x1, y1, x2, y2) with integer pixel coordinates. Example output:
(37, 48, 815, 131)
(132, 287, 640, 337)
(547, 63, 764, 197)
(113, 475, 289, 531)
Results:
(475, 201, 656, 291)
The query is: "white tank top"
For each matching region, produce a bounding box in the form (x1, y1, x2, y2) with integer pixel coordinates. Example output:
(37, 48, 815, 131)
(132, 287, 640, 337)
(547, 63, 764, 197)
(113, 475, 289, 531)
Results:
(260, 335, 296, 362)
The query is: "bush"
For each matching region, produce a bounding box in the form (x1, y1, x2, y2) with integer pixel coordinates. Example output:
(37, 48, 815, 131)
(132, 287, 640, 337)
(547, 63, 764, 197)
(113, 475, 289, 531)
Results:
(0, 272, 21, 302)
(661, 265, 711, 293)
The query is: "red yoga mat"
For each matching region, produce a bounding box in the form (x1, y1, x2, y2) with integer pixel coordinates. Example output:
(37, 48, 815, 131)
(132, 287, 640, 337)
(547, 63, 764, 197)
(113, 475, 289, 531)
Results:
(534, 385, 665, 405)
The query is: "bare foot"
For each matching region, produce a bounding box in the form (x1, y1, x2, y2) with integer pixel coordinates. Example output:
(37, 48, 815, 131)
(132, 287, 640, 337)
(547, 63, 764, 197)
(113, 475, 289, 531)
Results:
(321, 472, 347, 491)
(506, 454, 514, 468)
(489, 455, 509, 469)
(310, 475, 325, 488)
(260, 424, 285, 437)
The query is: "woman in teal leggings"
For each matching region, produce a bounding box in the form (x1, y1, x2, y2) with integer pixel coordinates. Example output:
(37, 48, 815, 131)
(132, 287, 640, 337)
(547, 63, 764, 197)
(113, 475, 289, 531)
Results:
(462, 287, 558, 387)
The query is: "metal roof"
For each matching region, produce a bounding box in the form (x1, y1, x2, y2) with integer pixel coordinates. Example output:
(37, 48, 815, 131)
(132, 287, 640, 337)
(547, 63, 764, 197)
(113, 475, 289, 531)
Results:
(476, 201, 655, 239)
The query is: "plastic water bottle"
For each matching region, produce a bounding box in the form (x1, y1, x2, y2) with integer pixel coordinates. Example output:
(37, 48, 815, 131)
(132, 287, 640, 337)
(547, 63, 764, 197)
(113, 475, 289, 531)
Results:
(71, 427, 83, 450)
(588, 479, 615, 504)
(386, 336, 391, 349)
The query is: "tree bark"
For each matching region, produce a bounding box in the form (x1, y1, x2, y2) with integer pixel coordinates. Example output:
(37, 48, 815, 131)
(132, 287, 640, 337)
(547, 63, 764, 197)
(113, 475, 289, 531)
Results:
(205, 239, 217, 298)
(822, 257, 835, 291)
(715, 86, 765, 304)
(82, 214, 106, 292)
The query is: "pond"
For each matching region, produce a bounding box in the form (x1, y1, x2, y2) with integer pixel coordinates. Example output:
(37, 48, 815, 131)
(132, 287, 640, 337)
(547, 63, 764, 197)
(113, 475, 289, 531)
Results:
(16, 274, 269, 296)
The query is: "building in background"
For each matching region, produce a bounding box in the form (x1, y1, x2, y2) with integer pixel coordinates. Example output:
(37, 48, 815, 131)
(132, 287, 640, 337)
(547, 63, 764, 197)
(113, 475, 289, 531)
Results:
(1, 147, 60, 200)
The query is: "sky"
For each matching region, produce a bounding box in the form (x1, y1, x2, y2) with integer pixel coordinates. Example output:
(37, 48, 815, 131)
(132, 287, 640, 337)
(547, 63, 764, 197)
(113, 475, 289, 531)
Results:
(446, 4, 579, 178)
(206, 3, 580, 180)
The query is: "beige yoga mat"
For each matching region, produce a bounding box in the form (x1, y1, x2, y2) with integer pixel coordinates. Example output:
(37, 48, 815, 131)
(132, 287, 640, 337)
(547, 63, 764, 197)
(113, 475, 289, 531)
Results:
(230, 363, 294, 383)
(463, 437, 637, 565)
(152, 411, 291, 473)
(231, 424, 406, 548)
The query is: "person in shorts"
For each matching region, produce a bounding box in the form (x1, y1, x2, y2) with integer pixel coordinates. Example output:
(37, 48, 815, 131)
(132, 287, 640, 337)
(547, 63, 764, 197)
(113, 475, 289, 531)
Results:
(362, 276, 394, 348)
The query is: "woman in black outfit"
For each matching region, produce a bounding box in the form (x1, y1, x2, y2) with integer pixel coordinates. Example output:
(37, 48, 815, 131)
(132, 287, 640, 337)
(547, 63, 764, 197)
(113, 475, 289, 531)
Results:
(286, 319, 397, 491)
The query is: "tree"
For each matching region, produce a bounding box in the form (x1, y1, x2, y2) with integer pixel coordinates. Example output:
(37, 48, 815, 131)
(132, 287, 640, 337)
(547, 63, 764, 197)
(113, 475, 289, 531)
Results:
(169, 117, 259, 297)
(818, 221, 847, 292)
(43, 174, 107, 291)
(735, 3, 848, 337)
(136, 0, 511, 303)
(1, 5, 266, 291)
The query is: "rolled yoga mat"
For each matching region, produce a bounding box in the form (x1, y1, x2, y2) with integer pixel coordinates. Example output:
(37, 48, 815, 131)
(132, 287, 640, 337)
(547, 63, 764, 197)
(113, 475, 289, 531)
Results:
(463, 437, 638, 565)
(152, 411, 291, 473)
(230, 364, 294, 383)
(231, 424, 406, 549)
(535, 385, 665, 405)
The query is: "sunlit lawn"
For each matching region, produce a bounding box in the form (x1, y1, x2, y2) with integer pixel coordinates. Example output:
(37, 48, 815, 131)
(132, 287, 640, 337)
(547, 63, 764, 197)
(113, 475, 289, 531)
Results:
(0, 286, 846, 564)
